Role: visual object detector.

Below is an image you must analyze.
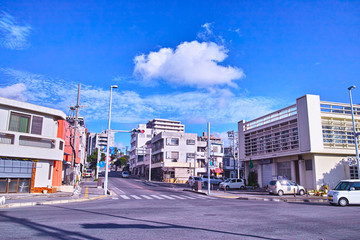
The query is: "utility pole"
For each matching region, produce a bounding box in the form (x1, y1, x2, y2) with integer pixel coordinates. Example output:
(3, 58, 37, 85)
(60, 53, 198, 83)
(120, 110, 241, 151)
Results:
(207, 122, 211, 195)
(71, 84, 81, 186)
(148, 148, 152, 181)
(96, 147, 100, 179)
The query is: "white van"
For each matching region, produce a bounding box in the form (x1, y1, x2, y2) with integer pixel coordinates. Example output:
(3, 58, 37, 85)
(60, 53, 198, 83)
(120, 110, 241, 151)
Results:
(328, 179, 360, 206)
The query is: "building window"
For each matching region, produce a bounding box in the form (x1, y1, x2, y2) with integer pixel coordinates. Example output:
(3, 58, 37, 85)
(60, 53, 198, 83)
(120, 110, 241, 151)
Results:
(31, 116, 43, 135)
(9, 113, 31, 133)
(186, 139, 195, 145)
(186, 153, 195, 158)
(171, 152, 179, 159)
(350, 166, 359, 179)
(167, 138, 179, 146)
(305, 160, 312, 171)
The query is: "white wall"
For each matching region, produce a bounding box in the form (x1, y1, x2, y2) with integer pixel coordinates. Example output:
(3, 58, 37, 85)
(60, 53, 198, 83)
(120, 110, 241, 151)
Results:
(314, 154, 348, 189)
(34, 160, 53, 188)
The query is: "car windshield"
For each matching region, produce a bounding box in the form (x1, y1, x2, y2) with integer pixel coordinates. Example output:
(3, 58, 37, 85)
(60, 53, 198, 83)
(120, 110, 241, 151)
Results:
(334, 181, 351, 190)
(194, 177, 201, 180)
(225, 179, 231, 183)
(123, 171, 128, 174)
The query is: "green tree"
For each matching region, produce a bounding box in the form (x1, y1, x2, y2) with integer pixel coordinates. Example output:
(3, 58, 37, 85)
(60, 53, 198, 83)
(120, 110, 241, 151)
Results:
(247, 171, 258, 188)
(87, 150, 105, 169)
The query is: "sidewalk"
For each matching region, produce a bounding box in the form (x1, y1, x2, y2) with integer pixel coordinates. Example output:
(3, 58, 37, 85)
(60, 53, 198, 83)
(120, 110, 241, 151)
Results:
(0, 178, 109, 209)
(184, 187, 328, 204)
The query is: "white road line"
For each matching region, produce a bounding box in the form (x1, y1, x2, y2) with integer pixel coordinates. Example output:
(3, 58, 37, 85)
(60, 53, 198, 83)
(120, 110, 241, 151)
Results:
(140, 195, 153, 199)
(150, 195, 164, 199)
(119, 195, 130, 199)
(160, 195, 175, 200)
(170, 195, 186, 200)
(195, 195, 215, 199)
(181, 195, 196, 199)
(130, 195, 142, 199)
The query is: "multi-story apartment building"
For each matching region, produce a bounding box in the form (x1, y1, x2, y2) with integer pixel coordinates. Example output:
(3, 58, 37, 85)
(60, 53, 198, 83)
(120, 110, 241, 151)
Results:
(196, 132, 224, 177)
(0, 97, 65, 193)
(146, 118, 185, 135)
(129, 124, 152, 175)
(151, 131, 197, 182)
(238, 94, 360, 190)
(86, 130, 115, 156)
(130, 119, 184, 175)
(223, 147, 239, 178)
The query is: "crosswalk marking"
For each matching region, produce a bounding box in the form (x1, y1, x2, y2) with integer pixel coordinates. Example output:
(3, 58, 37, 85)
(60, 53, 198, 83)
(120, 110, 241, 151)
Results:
(181, 195, 196, 199)
(130, 195, 142, 199)
(140, 195, 153, 199)
(150, 195, 164, 199)
(119, 195, 130, 199)
(160, 195, 175, 200)
(170, 195, 186, 200)
(195, 194, 214, 199)
(114, 194, 216, 201)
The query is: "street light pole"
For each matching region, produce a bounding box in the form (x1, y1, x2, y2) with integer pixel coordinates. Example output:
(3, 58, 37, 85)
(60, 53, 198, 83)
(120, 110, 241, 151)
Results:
(348, 85, 360, 179)
(104, 85, 118, 195)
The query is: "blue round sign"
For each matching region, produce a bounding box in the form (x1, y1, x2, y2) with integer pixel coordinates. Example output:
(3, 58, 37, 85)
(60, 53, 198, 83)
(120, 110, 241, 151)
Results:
(98, 161, 105, 168)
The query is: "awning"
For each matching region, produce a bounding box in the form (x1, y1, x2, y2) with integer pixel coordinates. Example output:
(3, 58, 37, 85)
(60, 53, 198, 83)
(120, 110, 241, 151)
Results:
(211, 168, 223, 174)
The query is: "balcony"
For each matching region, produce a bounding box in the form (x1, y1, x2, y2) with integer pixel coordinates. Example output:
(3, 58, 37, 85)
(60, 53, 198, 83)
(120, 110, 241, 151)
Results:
(0, 130, 64, 161)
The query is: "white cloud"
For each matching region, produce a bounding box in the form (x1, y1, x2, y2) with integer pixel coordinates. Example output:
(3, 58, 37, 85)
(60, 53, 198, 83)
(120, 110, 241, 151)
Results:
(0, 68, 278, 126)
(134, 40, 244, 88)
(0, 12, 32, 50)
(197, 22, 213, 40)
(0, 83, 27, 101)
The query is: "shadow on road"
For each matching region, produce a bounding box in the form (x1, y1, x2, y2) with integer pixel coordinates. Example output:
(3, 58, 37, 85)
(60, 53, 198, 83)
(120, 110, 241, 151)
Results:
(50, 205, 282, 240)
(0, 211, 101, 240)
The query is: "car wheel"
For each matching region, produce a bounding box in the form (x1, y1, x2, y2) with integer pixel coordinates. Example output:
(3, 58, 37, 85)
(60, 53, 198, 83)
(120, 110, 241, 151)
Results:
(278, 190, 284, 196)
(338, 198, 348, 207)
(240, 186, 245, 190)
(226, 186, 230, 190)
(299, 189, 305, 196)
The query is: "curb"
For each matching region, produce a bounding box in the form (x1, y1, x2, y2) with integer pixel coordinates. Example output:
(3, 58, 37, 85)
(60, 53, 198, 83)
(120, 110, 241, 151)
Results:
(183, 189, 209, 195)
(0, 195, 109, 209)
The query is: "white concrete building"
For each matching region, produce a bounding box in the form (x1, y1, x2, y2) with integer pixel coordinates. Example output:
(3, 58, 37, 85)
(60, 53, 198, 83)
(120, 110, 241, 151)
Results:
(239, 94, 360, 190)
(151, 131, 197, 182)
(0, 97, 65, 193)
(129, 124, 152, 175)
(86, 130, 115, 155)
(146, 119, 185, 135)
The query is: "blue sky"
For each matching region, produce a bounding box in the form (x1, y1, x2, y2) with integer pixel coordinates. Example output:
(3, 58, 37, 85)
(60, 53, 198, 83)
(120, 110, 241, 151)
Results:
(1, 1, 360, 148)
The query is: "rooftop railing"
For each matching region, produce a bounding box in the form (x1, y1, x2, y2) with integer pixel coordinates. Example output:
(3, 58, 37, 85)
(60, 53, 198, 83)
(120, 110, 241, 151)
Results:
(244, 105, 297, 131)
(320, 101, 360, 115)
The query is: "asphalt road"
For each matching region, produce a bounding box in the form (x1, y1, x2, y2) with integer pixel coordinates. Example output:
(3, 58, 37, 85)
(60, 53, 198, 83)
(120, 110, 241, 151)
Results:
(1, 172, 359, 240)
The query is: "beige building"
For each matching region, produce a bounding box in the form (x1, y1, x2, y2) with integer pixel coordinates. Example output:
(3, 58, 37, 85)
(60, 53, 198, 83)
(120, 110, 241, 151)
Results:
(239, 94, 360, 190)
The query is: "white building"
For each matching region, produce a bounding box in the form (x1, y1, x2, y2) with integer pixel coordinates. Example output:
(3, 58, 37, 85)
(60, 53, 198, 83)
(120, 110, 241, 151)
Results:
(86, 130, 115, 156)
(150, 131, 197, 182)
(129, 124, 152, 175)
(0, 97, 65, 193)
(238, 94, 360, 190)
(130, 119, 184, 175)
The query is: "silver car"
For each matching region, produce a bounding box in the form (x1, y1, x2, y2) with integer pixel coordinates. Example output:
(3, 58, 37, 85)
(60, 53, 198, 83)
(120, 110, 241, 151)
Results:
(268, 180, 305, 196)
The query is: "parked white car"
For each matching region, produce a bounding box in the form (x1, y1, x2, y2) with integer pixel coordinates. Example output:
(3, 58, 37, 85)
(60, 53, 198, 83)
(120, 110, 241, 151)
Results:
(219, 178, 245, 190)
(328, 179, 360, 206)
(268, 180, 305, 196)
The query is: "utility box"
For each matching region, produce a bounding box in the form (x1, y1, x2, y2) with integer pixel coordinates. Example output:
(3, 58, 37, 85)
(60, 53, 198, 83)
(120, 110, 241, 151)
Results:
(194, 181, 202, 191)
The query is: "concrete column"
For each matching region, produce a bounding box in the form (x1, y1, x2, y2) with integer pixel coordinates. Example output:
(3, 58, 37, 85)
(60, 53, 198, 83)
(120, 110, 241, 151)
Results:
(291, 160, 296, 182)
(298, 160, 305, 187)
(257, 164, 262, 187)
